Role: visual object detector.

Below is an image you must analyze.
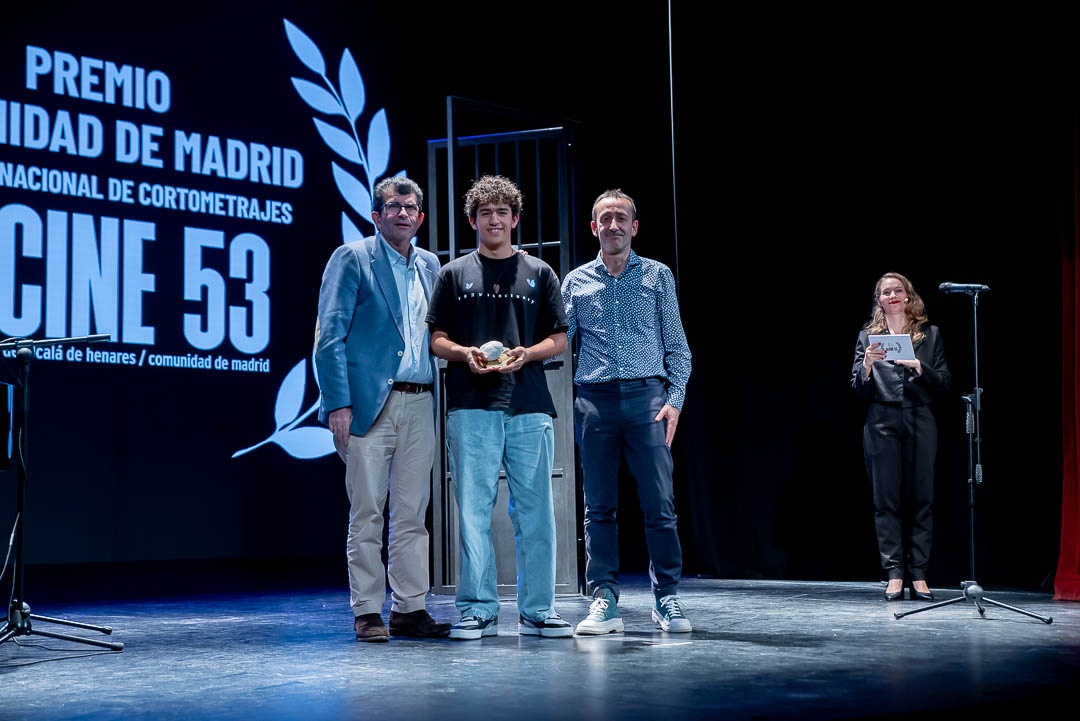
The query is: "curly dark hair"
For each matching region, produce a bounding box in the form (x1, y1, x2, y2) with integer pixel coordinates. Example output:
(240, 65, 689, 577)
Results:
(463, 175, 523, 219)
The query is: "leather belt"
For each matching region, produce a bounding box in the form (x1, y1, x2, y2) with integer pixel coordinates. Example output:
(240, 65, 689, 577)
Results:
(391, 382, 433, 394)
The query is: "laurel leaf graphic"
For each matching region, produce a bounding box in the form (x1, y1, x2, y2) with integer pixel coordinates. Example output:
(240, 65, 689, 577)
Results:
(342, 212, 364, 242)
(332, 161, 372, 218)
(291, 77, 341, 115)
(312, 117, 362, 164)
(274, 359, 308, 429)
(235, 19, 397, 462)
(338, 49, 365, 123)
(366, 109, 390, 182)
(254, 26, 423, 462)
(232, 358, 328, 459)
(283, 19, 326, 75)
(274, 426, 336, 459)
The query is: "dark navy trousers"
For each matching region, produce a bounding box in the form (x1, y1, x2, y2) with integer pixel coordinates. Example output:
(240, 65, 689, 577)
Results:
(574, 377, 682, 601)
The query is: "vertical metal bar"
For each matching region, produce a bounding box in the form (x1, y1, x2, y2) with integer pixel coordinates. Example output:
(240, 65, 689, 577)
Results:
(446, 96, 456, 260)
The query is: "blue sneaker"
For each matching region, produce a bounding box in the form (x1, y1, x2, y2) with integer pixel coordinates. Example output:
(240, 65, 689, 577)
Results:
(450, 615, 498, 640)
(652, 594, 692, 632)
(575, 588, 623, 635)
(518, 613, 574, 638)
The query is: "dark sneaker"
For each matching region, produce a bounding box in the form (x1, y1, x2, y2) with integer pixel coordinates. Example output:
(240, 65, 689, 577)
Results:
(518, 613, 574, 638)
(389, 609, 451, 638)
(576, 588, 623, 635)
(652, 594, 692, 632)
(354, 613, 390, 642)
(449, 615, 498, 640)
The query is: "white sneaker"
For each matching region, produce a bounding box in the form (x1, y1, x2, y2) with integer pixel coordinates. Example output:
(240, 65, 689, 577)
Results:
(575, 588, 624, 635)
(518, 613, 574, 638)
(449, 615, 498, 640)
(652, 594, 692, 632)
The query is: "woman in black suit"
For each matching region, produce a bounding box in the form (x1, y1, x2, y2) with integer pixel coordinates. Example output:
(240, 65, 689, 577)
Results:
(852, 272, 952, 601)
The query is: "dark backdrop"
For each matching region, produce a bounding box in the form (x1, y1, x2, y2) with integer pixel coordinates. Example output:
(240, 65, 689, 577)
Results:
(0, 2, 1068, 592)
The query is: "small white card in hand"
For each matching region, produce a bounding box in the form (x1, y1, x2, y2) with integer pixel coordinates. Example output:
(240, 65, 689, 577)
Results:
(869, 334, 915, 361)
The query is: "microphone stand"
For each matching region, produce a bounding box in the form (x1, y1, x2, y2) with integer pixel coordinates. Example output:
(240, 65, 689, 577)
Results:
(895, 289, 1051, 624)
(0, 334, 125, 650)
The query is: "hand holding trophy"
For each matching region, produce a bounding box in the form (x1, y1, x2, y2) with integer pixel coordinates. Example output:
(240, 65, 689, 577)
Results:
(478, 340, 513, 367)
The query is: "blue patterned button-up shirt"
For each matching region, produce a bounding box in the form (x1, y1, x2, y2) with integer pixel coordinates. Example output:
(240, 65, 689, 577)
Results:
(561, 250, 692, 410)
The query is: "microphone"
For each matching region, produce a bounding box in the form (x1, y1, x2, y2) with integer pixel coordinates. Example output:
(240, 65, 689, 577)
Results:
(939, 282, 989, 294)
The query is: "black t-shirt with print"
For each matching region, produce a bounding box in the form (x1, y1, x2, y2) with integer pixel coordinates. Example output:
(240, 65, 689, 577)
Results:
(427, 250, 568, 416)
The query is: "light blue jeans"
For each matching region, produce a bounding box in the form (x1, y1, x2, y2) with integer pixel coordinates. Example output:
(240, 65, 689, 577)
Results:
(446, 409, 558, 622)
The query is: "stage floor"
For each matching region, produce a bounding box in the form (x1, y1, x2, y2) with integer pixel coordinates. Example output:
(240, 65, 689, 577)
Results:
(1, 570, 1077, 721)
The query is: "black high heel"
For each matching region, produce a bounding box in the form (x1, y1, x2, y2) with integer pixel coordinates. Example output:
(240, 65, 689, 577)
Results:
(910, 581, 934, 601)
(884, 580, 904, 601)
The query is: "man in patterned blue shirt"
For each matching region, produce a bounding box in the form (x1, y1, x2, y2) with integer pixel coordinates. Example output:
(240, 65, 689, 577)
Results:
(561, 189, 693, 635)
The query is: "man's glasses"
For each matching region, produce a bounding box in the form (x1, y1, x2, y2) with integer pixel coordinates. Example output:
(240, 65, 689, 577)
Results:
(382, 202, 421, 217)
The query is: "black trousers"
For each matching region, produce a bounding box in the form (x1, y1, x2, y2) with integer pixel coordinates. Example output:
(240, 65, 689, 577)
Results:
(863, 403, 937, 581)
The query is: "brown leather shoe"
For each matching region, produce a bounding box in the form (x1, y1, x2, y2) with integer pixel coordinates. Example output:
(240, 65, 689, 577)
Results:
(389, 609, 451, 638)
(354, 613, 389, 642)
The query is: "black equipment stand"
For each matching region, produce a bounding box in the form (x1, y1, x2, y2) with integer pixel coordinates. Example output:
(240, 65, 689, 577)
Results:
(895, 287, 1051, 624)
(0, 334, 125, 650)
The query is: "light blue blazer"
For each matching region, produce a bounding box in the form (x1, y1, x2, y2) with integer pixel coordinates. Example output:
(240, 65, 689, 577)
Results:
(314, 234, 441, 436)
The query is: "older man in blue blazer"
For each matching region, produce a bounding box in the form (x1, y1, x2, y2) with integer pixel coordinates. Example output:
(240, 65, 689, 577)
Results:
(314, 176, 449, 642)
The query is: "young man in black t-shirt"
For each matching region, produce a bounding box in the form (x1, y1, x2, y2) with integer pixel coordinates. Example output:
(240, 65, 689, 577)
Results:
(427, 175, 571, 640)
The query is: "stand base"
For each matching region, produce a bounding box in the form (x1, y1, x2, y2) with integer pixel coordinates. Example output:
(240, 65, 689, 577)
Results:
(894, 580, 1053, 624)
(0, 600, 125, 651)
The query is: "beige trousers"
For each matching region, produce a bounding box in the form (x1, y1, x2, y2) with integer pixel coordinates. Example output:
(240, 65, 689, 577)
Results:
(345, 390, 435, 615)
